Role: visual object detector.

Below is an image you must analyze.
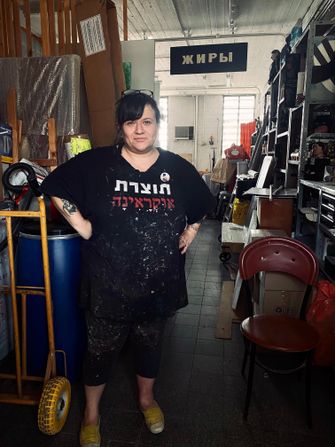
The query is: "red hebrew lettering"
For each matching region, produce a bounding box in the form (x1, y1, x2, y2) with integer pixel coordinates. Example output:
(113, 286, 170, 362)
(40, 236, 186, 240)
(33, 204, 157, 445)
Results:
(167, 198, 175, 209)
(152, 198, 161, 209)
(134, 197, 144, 208)
(143, 198, 153, 208)
(112, 196, 121, 206)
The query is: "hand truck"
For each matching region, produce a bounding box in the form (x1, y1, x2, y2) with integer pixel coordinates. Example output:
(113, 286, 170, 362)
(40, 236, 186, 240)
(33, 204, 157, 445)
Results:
(0, 192, 71, 435)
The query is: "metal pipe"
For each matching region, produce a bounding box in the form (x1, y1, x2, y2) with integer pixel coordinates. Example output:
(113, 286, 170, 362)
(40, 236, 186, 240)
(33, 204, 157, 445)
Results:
(154, 31, 286, 43)
(194, 95, 199, 167)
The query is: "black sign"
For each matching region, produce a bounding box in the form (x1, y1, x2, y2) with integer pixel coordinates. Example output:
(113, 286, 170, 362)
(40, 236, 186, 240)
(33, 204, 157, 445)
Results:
(170, 42, 248, 75)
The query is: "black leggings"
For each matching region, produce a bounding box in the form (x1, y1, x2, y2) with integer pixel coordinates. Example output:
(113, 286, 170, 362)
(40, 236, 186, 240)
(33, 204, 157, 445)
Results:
(83, 312, 166, 386)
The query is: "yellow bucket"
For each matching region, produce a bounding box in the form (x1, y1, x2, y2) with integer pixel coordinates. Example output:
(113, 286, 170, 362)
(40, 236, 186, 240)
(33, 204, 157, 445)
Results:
(232, 198, 249, 225)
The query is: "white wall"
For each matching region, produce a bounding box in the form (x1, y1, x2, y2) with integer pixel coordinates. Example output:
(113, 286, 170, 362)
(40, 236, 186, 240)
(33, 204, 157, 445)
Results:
(196, 95, 223, 172)
(121, 40, 155, 92)
(167, 96, 195, 160)
(166, 90, 260, 171)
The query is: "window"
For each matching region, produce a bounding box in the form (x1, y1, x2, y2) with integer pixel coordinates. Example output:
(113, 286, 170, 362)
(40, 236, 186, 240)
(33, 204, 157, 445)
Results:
(158, 97, 168, 150)
(222, 95, 255, 153)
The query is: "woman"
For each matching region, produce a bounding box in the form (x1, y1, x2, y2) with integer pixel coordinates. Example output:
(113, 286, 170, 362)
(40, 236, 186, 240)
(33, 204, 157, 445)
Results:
(40, 90, 215, 447)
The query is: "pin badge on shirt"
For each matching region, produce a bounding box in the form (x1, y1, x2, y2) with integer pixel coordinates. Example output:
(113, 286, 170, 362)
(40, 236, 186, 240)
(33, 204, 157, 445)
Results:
(160, 172, 170, 182)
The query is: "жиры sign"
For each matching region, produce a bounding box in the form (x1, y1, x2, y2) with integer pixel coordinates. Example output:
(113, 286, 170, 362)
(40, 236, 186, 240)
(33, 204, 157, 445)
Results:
(170, 43, 248, 75)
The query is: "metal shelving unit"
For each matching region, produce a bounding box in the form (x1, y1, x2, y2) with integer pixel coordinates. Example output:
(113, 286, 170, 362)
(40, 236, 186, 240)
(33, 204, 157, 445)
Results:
(294, 21, 335, 243)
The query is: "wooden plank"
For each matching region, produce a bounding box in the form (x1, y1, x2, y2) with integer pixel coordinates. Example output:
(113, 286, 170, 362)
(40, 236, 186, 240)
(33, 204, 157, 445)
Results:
(47, 0, 56, 54)
(123, 0, 128, 41)
(0, 1, 6, 56)
(70, 0, 78, 53)
(215, 281, 236, 339)
(40, 0, 50, 56)
(57, 0, 65, 55)
(215, 281, 248, 340)
(23, 0, 33, 56)
(6, 88, 19, 163)
(64, 0, 71, 54)
(30, 159, 57, 167)
(12, 0, 21, 56)
(4, 0, 15, 56)
(47, 117, 57, 171)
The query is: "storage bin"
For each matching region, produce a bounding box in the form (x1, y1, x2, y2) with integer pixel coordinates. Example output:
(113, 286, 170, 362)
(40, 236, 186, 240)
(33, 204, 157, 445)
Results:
(16, 222, 86, 382)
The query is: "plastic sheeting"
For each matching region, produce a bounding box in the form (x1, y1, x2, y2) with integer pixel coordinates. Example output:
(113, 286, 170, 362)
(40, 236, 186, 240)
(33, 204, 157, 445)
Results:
(0, 55, 90, 164)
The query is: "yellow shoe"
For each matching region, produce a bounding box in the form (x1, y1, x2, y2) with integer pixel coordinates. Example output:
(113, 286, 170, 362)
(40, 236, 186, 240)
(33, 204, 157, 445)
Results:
(80, 421, 101, 447)
(141, 405, 165, 434)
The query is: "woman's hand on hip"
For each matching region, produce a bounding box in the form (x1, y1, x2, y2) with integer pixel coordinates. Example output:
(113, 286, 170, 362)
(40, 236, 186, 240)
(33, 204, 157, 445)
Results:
(179, 222, 201, 254)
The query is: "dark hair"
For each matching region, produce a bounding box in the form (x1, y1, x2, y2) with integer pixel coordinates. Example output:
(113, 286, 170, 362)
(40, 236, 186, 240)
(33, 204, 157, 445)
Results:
(116, 92, 161, 127)
(271, 49, 280, 55)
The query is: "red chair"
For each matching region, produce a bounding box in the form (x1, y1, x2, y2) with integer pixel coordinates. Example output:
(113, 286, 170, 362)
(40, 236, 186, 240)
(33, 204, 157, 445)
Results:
(239, 237, 319, 427)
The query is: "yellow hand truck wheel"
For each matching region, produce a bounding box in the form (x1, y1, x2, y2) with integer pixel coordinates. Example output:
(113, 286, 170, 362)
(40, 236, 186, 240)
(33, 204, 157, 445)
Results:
(38, 376, 71, 435)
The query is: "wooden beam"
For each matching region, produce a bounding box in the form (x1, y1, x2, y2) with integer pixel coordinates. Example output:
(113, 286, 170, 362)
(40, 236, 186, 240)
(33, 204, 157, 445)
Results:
(23, 0, 33, 56)
(70, 0, 77, 53)
(0, 1, 6, 56)
(64, 0, 71, 54)
(40, 0, 51, 56)
(123, 0, 128, 41)
(57, 0, 65, 55)
(47, 0, 56, 54)
(4, 0, 15, 56)
(12, 0, 22, 56)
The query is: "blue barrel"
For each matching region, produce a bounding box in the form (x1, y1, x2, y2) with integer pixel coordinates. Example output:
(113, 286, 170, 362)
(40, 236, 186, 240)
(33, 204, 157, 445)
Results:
(16, 222, 86, 382)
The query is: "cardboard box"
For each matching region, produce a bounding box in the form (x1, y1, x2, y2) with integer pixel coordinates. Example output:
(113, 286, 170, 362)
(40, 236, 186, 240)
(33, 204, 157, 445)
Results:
(263, 272, 306, 291)
(221, 222, 247, 253)
(257, 198, 293, 236)
(259, 290, 305, 317)
(76, 0, 125, 147)
(252, 272, 307, 317)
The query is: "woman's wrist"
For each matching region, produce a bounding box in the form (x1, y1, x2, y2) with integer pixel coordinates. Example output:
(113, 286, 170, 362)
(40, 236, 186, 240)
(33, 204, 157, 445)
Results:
(186, 222, 201, 233)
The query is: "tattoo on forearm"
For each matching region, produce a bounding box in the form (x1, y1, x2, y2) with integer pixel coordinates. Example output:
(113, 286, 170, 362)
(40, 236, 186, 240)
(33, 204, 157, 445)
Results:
(62, 199, 77, 215)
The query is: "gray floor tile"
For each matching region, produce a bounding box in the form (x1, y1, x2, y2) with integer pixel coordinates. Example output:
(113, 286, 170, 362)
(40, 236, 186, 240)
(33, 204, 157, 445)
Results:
(175, 312, 200, 326)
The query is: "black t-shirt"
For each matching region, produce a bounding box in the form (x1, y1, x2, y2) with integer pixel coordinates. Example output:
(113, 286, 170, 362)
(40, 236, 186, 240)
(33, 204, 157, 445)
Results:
(40, 145, 216, 320)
